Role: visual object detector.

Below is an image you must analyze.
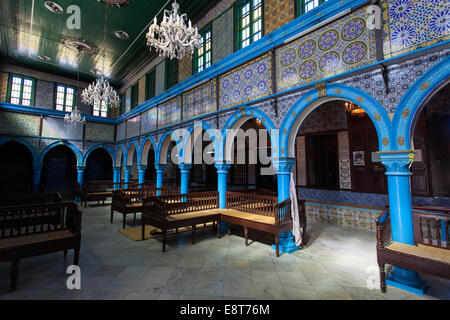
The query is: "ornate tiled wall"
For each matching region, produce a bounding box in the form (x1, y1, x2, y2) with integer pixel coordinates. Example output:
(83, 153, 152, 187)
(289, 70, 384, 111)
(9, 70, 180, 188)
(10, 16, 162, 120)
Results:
(141, 107, 158, 134)
(85, 122, 115, 142)
(0, 111, 40, 136)
(0, 72, 9, 102)
(298, 103, 347, 135)
(155, 61, 166, 96)
(338, 131, 351, 190)
(212, 7, 234, 64)
(382, 0, 450, 59)
(295, 136, 307, 186)
(179, 55, 193, 83)
(116, 122, 126, 141)
(42, 118, 83, 140)
(298, 187, 389, 207)
(183, 80, 217, 120)
(126, 115, 141, 138)
(219, 53, 272, 109)
(305, 202, 382, 232)
(196, 0, 236, 30)
(276, 6, 377, 92)
(264, 0, 295, 35)
(158, 97, 181, 128)
(35, 80, 54, 110)
(138, 76, 146, 105)
(125, 87, 131, 112)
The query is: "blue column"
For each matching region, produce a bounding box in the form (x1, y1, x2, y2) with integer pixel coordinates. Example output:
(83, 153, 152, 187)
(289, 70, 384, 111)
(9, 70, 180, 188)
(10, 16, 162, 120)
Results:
(113, 166, 121, 190)
(32, 163, 42, 193)
(138, 165, 147, 187)
(215, 161, 231, 233)
(273, 158, 299, 254)
(380, 151, 426, 295)
(178, 163, 192, 195)
(124, 165, 132, 189)
(76, 166, 85, 191)
(155, 164, 165, 196)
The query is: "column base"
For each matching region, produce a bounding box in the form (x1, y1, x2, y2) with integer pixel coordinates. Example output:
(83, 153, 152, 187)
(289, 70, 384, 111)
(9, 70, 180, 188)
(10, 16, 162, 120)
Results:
(386, 267, 428, 296)
(271, 232, 299, 254)
(219, 222, 229, 234)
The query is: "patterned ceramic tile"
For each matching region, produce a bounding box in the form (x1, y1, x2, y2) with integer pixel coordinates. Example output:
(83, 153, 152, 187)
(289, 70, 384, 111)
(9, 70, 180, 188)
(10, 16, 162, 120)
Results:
(264, 0, 295, 35)
(116, 122, 126, 141)
(85, 122, 115, 141)
(42, 117, 83, 140)
(141, 107, 158, 134)
(155, 61, 166, 96)
(183, 80, 217, 121)
(212, 7, 234, 64)
(138, 76, 146, 105)
(276, 6, 377, 92)
(126, 115, 141, 138)
(178, 55, 192, 83)
(382, 0, 450, 58)
(35, 80, 54, 110)
(158, 97, 181, 128)
(0, 72, 8, 102)
(0, 111, 41, 136)
(196, 0, 236, 30)
(219, 53, 272, 110)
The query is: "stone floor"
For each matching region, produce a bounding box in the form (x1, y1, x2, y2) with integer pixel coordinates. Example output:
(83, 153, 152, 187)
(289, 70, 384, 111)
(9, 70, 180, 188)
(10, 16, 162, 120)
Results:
(0, 203, 449, 300)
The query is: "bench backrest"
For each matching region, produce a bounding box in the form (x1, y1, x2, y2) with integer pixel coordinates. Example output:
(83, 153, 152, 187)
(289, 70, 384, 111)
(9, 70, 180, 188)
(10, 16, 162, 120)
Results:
(413, 206, 449, 250)
(0, 202, 82, 238)
(113, 186, 180, 203)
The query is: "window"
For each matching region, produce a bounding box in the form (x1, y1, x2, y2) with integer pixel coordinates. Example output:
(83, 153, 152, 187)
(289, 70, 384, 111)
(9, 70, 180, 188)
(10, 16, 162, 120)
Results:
(194, 25, 212, 74)
(166, 58, 178, 90)
(297, 0, 328, 16)
(55, 84, 75, 112)
(131, 83, 139, 108)
(8, 75, 35, 106)
(93, 100, 108, 117)
(146, 69, 156, 100)
(236, 0, 263, 50)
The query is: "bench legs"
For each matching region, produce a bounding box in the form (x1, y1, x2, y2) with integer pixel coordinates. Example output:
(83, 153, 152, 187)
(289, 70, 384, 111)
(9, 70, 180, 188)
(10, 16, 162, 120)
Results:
(275, 234, 280, 257)
(11, 259, 19, 292)
(244, 226, 249, 246)
(192, 225, 196, 245)
(142, 224, 145, 240)
(110, 208, 114, 224)
(74, 248, 80, 265)
(379, 264, 386, 293)
(162, 227, 167, 252)
(64, 249, 68, 257)
(123, 214, 126, 229)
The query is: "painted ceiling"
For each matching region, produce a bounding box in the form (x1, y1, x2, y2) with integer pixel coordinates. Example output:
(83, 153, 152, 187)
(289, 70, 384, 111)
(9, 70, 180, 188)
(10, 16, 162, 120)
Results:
(0, 0, 215, 86)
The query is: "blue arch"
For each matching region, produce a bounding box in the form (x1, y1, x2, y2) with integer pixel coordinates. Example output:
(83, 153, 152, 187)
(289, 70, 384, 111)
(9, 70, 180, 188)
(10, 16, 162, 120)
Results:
(39, 140, 83, 167)
(155, 130, 184, 164)
(0, 136, 39, 164)
(113, 144, 125, 167)
(139, 135, 157, 166)
(82, 144, 115, 167)
(219, 106, 277, 162)
(179, 120, 221, 164)
(279, 83, 393, 158)
(392, 56, 450, 150)
(124, 140, 140, 166)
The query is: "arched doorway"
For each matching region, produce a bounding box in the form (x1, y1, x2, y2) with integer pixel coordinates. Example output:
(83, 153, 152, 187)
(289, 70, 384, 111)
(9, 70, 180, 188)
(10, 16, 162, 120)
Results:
(41, 145, 77, 192)
(85, 148, 113, 183)
(0, 142, 33, 193)
(164, 141, 180, 186)
(411, 83, 450, 203)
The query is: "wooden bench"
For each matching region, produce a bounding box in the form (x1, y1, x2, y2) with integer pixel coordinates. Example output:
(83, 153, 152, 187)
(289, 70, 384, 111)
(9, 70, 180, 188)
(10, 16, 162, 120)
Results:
(0, 202, 82, 291)
(80, 181, 144, 208)
(111, 186, 180, 229)
(376, 206, 450, 293)
(142, 192, 222, 251)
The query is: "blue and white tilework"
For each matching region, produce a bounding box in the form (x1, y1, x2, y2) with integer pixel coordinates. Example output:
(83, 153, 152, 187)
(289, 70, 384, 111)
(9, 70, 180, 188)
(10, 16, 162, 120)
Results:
(42, 118, 83, 140)
(183, 81, 217, 121)
(116, 122, 126, 141)
(0, 111, 40, 136)
(85, 122, 115, 141)
(141, 107, 158, 133)
(158, 97, 181, 128)
(126, 115, 141, 138)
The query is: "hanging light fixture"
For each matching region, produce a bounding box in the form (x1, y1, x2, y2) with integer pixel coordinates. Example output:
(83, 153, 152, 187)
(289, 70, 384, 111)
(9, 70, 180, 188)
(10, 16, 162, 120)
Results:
(146, 0, 202, 60)
(81, 3, 120, 109)
(65, 49, 86, 125)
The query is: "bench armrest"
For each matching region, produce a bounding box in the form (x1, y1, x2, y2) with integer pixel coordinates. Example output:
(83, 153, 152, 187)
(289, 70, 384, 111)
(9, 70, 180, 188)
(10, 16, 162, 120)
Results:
(376, 207, 391, 247)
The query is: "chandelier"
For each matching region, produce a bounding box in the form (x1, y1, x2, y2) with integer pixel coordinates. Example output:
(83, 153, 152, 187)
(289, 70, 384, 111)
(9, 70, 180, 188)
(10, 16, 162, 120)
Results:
(146, 0, 202, 60)
(64, 106, 86, 125)
(81, 3, 120, 109)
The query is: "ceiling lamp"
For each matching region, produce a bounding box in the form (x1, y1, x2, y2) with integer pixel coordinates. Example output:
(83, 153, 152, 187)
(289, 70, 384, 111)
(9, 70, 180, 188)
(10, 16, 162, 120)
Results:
(64, 107, 86, 125)
(146, 0, 202, 60)
(345, 101, 365, 115)
(81, 3, 120, 109)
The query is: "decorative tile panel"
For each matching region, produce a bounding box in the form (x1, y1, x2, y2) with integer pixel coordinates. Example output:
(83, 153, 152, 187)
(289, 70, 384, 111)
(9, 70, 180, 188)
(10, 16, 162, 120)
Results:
(183, 81, 217, 121)
(42, 118, 83, 140)
(264, 0, 295, 35)
(158, 97, 181, 128)
(138, 76, 146, 105)
(0, 72, 9, 102)
(125, 87, 131, 112)
(141, 107, 158, 133)
(382, 0, 450, 58)
(179, 55, 192, 83)
(196, 0, 236, 30)
(298, 103, 347, 135)
(35, 80, 54, 110)
(219, 53, 272, 109)
(155, 61, 166, 96)
(0, 111, 40, 136)
(85, 122, 115, 141)
(276, 7, 377, 92)
(212, 7, 234, 64)
(116, 122, 126, 141)
(126, 115, 141, 138)
(338, 131, 351, 190)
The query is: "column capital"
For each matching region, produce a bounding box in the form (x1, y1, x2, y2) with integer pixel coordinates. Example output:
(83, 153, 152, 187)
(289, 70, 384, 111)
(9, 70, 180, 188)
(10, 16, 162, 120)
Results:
(155, 164, 166, 172)
(32, 162, 42, 170)
(378, 151, 414, 175)
(214, 161, 232, 173)
(138, 165, 147, 171)
(272, 157, 296, 174)
(124, 165, 132, 171)
(178, 163, 192, 173)
(77, 165, 86, 172)
(113, 166, 121, 172)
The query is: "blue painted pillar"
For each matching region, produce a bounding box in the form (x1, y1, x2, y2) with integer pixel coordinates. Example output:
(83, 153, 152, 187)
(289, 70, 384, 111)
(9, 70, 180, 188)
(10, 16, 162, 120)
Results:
(124, 165, 132, 189)
(32, 163, 42, 193)
(273, 158, 299, 254)
(178, 163, 192, 195)
(215, 161, 231, 233)
(113, 166, 121, 190)
(155, 164, 166, 196)
(380, 151, 426, 295)
(138, 165, 147, 187)
(76, 166, 85, 191)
